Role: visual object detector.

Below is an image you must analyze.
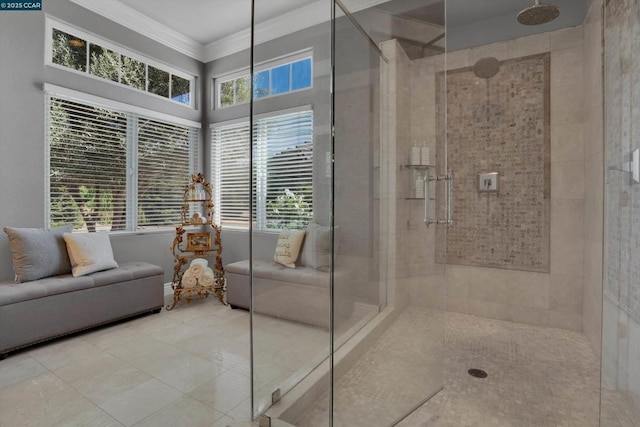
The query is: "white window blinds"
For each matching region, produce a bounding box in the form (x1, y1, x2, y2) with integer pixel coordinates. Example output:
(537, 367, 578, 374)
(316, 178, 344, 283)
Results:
(137, 118, 197, 229)
(211, 121, 251, 227)
(211, 109, 313, 230)
(46, 93, 198, 232)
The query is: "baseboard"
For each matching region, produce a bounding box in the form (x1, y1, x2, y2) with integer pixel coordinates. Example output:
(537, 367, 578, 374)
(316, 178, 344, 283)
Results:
(163, 282, 173, 296)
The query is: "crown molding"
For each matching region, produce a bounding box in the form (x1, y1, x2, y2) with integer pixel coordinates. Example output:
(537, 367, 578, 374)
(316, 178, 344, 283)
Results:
(70, 0, 203, 60)
(203, 0, 389, 62)
(71, 0, 390, 63)
(203, 28, 251, 63)
(203, 1, 328, 63)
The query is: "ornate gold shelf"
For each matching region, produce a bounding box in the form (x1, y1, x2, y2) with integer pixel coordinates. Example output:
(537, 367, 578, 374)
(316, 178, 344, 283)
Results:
(166, 173, 226, 310)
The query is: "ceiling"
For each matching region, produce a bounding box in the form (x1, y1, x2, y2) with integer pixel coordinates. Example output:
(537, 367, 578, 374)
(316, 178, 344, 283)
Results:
(448, 0, 563, 27)
(72, 0, 590, 61)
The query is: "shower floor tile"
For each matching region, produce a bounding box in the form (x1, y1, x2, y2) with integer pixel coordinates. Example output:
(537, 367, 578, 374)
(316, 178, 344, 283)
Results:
(409, 311, 601, 427)
(297, 309, 604, 427)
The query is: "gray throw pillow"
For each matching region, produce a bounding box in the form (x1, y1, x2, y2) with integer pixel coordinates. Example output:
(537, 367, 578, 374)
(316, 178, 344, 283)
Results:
(300, 222, 332, 271)
(4, 225, 74, 282)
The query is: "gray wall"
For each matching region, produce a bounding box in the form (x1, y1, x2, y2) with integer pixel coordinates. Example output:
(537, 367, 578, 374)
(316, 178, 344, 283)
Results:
(0, 2, 397, 294)
(0, 2, 203, 282)
(0, 3, 373, 283)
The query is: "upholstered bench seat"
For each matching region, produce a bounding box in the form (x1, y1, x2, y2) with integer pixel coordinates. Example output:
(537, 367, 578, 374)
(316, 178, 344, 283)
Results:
(226, 259, 331, 288)
(0, 261, 164, 358)
(226, 259, 354, 329)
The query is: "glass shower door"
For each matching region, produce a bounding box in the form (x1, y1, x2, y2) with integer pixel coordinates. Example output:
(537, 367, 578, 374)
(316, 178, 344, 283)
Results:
(250, 0, 333, 422)
(248, 1, 446, 424)
(330, 0, 446, 425)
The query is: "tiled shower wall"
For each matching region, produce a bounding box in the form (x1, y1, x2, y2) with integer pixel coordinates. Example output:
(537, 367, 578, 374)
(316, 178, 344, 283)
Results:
(582, 0, 604, 360)
(404, 27, 586, 330)
(602, 0, 640, 420)
(381, 39, 446, 311)
(438, 53, 551, 273)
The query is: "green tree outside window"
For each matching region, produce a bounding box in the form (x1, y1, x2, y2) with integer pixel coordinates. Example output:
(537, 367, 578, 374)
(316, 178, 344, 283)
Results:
(52, 29, 87, 72)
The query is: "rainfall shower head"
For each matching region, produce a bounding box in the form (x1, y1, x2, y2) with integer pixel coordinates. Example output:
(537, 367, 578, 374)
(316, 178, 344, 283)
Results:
(473, 57, 500, 79)
(517, 0, 560, 26)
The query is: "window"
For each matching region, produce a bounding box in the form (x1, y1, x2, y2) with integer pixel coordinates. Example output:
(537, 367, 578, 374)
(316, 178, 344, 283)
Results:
(211, 108, 313, 230)
(46, 89, 199, 233)
(217, 53, 313, 109)
(47, 18, 195, 107)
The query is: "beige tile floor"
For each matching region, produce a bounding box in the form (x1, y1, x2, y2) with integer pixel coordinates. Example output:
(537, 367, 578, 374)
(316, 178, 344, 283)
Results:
(1, 298, 638, 427)
(0, 296, 245, 426)
(0, 295, 338, 427)
(0, 294, 378, 427)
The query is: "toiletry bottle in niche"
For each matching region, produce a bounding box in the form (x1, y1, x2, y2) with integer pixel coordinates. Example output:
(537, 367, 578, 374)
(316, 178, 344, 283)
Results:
(421, 144, 430, 165)
(411, 143, 421, 166)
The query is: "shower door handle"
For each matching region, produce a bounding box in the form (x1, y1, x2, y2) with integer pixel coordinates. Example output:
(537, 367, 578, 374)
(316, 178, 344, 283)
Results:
(424, 169, 453, 228)
(424, 172, 433, 227)
(447, 170, 454, 227)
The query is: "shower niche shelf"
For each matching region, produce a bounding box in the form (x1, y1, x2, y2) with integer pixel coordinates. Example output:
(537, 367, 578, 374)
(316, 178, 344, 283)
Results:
(400, 164, 434, 170)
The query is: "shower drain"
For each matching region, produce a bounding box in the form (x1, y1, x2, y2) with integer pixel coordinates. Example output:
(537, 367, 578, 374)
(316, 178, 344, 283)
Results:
(468, 368, 488, 378)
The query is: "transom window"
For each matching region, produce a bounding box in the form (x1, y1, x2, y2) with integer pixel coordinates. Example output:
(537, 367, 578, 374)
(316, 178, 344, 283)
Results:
(211, 108, 313, 230)
(45, 86, 199, 233)
(46, 18, 195, 107)
(216, 52, 313, 109)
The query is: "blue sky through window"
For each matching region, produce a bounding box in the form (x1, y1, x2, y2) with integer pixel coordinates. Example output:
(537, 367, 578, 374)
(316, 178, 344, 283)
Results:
(271, 64, 290, 95)
(218, 56, 313, 108)
(292, 58, 312, 91)
(172, 93, 190, 105)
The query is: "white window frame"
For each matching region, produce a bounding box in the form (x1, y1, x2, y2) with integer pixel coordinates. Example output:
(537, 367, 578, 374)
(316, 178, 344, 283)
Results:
(44, 83, 201, 234)
(210, 105, 313, 231)
(45, 16, 197, 109)
(214, 50, 313, 110)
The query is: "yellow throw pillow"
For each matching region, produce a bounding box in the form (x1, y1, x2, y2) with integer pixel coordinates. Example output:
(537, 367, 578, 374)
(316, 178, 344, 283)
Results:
(274, 227, 306, 268)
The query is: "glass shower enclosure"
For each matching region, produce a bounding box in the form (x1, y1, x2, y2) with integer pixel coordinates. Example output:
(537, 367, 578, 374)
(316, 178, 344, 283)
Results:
(248, 0, 446, 424)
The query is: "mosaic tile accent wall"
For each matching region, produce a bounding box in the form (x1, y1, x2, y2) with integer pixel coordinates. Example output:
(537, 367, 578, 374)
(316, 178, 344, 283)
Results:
(436, 53, 551, 272)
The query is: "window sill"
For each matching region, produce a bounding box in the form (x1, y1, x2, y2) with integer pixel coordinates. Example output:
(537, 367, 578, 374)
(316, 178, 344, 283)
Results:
(220, 227, 281, 236)
(107, 229, 175, 238)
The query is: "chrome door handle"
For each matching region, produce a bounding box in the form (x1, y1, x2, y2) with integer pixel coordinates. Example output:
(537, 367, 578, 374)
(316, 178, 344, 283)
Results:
(424, 169, 453, 228)
(424, 172, 433, 227)
(447, 170, 454, 227)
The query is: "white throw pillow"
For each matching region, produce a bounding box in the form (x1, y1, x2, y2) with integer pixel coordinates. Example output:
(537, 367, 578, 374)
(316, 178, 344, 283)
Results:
(300, 222, 332, 271)
(273, 227, 306, 269)
(63, 232, 119, 277)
